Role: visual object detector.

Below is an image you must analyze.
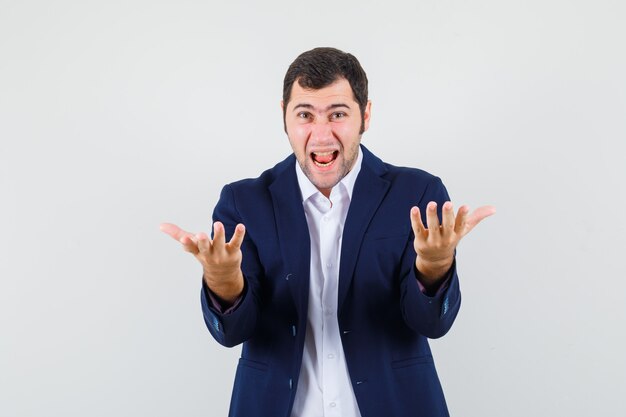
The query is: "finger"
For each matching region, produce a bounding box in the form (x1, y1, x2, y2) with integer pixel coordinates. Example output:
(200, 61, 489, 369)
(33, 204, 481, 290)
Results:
(228, 224, 246, 250)
(464, 205, 497, 235)
(160, 223, 200, 254)
(410, 206, 427, 240)
(160, 223, 193, 241)
(180, 235, 199, 254)
(212, 221, 226, 251)
(425, 201, 440, 231)
(196, 232, 211, 253)
(441, 201, 455, 233)
(454, 205, 470, 234)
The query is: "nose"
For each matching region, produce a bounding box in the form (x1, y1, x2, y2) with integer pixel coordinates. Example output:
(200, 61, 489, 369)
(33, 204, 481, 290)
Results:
(309, 119, 333, 142)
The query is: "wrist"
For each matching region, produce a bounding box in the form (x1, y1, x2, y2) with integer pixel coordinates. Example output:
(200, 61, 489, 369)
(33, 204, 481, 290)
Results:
(204, 270, 244, 304)
(415, 256, 453, 284)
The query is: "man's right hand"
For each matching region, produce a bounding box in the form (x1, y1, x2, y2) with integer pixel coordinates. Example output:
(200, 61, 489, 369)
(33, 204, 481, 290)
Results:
(160, 221, 246, 304)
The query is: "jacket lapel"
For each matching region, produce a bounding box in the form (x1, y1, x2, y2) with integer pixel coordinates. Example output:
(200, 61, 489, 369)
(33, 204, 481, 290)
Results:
(338, 146, 390, 312)
(269, 157, 311, 318)
(268, 147, 390, 317)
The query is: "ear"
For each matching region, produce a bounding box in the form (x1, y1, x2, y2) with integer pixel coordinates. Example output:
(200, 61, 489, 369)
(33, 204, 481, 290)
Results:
(281, 100, 287, 134)
(362, 100, 372, 132)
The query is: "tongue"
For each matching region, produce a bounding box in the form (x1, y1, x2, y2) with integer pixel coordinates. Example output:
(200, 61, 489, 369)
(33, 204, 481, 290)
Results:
(314, 153, 334, 163)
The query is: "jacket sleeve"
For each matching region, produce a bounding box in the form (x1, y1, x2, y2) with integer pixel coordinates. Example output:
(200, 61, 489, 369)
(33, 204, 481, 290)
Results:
(398, 177, 462, 339)
(200, 184, 263, 348)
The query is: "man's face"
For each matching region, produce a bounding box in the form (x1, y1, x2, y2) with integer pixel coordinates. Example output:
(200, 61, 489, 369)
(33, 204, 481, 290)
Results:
(282, 78, 371, 197)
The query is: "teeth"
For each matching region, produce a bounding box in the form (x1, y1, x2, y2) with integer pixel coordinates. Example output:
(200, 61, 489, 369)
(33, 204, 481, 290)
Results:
(311, 150, 337, 167)
(313, 160, 333, 167)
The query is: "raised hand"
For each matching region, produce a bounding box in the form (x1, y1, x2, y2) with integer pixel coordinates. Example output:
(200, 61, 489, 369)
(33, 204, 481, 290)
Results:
(160, 221, 246, 303)
(410, 201, 496, 286)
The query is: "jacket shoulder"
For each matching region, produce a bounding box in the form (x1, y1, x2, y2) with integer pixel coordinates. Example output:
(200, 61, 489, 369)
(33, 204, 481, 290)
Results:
(361, 145, 443, 193)
(381, 161, 446, 198)
(217, 154, 295, 219)
(383, 162, 439, 182)
(226, 154, 294, 194)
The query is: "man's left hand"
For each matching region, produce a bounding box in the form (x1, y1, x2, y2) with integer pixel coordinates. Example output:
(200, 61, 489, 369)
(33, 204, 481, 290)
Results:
(410, 201, 496, 288)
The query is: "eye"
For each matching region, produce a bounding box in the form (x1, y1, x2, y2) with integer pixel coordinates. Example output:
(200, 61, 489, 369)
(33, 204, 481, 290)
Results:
(331, 112, 347, 120)
(297, 111, 311, 120)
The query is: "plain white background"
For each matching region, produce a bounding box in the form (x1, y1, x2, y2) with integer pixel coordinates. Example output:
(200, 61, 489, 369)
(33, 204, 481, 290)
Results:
(1, 0, 625, 416)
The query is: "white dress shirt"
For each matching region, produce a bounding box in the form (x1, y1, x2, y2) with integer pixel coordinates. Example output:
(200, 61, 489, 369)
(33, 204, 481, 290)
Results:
(290, 148, 364, 417)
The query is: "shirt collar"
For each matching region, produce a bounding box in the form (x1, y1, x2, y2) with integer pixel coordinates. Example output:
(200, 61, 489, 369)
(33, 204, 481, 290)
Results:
(295, 146, 363, 203)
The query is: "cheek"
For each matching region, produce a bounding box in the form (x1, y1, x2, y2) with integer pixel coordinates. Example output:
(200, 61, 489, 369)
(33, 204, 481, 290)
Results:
(287, 127, 311, 155)
(290, 126, 311, 144)
(331, 124, 360, 146)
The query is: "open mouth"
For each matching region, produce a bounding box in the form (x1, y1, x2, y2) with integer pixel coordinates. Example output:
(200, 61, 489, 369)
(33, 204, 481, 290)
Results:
(311, 151, 339, 167)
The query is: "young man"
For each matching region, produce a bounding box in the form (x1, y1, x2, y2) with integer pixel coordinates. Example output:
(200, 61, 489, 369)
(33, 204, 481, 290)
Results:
(161, 47, 495, 417)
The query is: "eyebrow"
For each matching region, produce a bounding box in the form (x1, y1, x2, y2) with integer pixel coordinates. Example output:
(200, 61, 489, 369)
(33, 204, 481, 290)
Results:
(292, 103, 351, 112)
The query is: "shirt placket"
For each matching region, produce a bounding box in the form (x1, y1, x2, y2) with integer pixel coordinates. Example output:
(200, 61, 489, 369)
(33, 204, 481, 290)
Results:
(319, 198, 342, 417)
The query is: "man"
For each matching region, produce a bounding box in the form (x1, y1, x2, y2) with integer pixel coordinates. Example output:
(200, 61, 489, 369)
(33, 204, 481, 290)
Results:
(161, 47, 495, 417)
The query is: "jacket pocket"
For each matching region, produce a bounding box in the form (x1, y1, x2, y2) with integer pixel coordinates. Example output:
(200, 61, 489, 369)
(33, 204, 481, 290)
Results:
(238, 357, 269, 372)
(363, 226, 409, 241)
(391, 355, 433, 369)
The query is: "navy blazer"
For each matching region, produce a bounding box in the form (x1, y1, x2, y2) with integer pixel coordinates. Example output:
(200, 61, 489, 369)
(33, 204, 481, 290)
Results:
(201, 145, 461, 417)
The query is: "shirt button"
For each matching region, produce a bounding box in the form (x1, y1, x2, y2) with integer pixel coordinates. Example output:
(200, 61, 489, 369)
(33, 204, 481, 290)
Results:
(326, 262, 332, 268)
(327, 353, 334, 359)
(329, 402, 336, 408)
(323, 216, 329, 222)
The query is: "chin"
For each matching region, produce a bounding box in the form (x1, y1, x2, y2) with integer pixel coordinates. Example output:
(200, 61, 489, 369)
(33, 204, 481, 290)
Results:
(313, 174, 343, 191)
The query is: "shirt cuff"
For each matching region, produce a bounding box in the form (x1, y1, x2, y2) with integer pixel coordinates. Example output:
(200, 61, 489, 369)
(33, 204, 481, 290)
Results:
(415, 259, 454, 297)
(203, 280, 245, 315)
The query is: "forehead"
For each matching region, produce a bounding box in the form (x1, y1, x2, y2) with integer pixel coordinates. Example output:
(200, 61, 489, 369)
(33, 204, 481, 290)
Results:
(288, 78, 357, 108)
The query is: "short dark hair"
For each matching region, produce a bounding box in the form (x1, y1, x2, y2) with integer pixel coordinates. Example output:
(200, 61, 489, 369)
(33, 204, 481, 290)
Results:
(282, 47, 369, 133)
